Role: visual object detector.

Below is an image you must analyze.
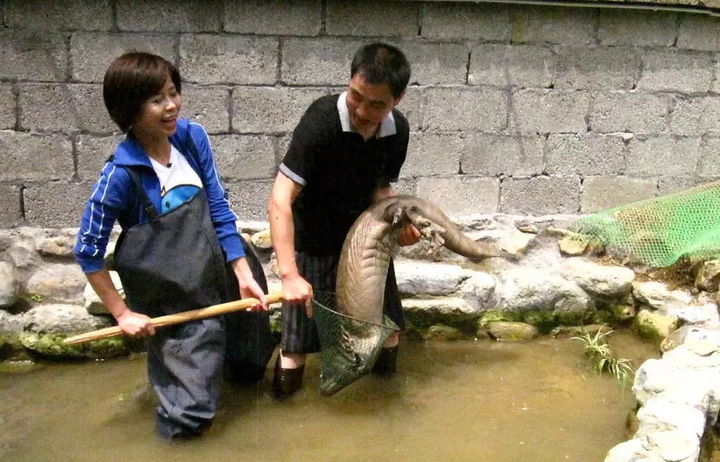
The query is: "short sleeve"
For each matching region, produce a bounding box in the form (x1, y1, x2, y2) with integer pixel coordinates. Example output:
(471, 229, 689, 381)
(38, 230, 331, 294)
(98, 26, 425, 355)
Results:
(279, 99, 329, 187)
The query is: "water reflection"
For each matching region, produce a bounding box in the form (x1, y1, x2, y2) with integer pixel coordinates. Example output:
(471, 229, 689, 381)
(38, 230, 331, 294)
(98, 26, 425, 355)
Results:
(0, 333, 658, 462)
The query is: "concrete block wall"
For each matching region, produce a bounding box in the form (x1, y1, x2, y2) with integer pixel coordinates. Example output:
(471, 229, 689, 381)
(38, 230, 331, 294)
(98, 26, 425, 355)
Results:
(1, 0, 720, 228)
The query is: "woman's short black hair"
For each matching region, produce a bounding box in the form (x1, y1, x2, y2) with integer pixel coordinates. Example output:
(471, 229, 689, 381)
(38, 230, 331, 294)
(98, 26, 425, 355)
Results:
(103, 51, 181, 133)
(350, 43, 411, 99)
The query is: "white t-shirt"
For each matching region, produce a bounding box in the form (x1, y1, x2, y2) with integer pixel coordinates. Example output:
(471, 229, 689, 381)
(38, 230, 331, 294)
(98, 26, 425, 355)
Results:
(149, 145, 203, 214)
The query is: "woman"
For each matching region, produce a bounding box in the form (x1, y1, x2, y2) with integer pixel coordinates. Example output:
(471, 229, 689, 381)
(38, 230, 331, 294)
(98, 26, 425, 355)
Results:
(74, 52, 274, 440)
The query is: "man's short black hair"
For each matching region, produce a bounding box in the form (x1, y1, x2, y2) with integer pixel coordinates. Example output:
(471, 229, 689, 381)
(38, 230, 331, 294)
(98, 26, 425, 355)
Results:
(350, 43, 411, 99)
(103, 51, 181, 133)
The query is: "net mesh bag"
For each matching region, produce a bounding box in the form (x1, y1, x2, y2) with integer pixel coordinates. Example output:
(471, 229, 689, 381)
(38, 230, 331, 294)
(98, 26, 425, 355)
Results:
(568, 180, 720, 267)
(312, 291, 398, 396)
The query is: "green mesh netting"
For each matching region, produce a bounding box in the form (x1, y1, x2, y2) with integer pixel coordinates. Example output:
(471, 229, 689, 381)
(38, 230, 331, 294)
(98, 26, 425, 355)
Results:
(568, 181, 720, 267)
(312, 291, 398, 396)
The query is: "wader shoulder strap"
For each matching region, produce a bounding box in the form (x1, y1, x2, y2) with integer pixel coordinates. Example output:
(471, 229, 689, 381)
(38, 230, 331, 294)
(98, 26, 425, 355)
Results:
(123, 166, 159, 223)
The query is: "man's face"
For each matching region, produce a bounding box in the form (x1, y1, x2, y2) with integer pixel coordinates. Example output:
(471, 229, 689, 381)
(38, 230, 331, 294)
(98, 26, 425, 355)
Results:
(345, 73, 403, 135)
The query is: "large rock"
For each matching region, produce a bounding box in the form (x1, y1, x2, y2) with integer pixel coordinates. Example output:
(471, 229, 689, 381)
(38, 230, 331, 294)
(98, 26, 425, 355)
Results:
(396, 260, 470, 297)
(402, 297, 481, 335)
(485, 321, 539, 341)
(633, 281, 693, 311)
(456, 271, 497, 311)
(83, 271, 124, 315)
(0, 310, 24, 360)
(250, 229, 272, 250)
(25, 263, 86, 304)
(561, 258, 635, 298)
(0, 262, 20, 308)
(20, 304, 130, 359)
(695, 260, 720, 292)
(498, 268, 593, 314)
(634, 309, 679, 343)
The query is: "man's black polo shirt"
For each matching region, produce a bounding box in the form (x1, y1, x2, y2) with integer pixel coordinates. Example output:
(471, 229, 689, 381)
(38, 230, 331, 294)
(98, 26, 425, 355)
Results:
(279, 92, 410, 256)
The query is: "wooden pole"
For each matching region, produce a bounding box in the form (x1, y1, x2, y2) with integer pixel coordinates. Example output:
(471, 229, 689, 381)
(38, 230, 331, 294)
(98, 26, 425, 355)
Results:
(63, 293, 284, 346)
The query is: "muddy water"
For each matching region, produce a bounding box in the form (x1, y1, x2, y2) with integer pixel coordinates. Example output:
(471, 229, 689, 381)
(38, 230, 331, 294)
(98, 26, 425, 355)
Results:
(0, 332, 657, 462)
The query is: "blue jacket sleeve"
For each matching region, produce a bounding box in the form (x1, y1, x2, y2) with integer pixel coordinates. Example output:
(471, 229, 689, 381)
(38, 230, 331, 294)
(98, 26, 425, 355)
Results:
(74, 162, 129, 273)
(188, 122, 245, 262)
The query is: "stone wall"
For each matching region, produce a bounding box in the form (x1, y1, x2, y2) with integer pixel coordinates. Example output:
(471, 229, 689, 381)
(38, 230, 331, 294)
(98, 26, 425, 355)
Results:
(2, 0, 720, 229)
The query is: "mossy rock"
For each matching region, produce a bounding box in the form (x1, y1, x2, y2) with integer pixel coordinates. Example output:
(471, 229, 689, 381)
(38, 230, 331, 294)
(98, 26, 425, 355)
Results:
(20, 332, 131, 359)
(422, 325, 465, 341)
(479, 310, 523, 325)
(0, 332, 25, 361)
(522, 310, 557, 333)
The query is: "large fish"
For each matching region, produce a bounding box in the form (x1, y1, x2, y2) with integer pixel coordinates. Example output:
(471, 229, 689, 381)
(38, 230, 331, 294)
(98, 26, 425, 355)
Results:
(319, 195, 513, 395)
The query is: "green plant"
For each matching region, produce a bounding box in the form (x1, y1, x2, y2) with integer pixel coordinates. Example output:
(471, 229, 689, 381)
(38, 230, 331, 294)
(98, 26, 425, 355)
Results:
(571, 328, 634, 389)
(28, 294, 44, 303)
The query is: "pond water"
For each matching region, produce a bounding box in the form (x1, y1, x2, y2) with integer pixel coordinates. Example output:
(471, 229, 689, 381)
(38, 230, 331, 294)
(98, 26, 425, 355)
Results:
(0, 332, 658, 462)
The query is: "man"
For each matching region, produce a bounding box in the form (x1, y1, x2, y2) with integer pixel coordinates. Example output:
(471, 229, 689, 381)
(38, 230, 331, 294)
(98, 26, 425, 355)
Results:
(268, 42, 419, 398)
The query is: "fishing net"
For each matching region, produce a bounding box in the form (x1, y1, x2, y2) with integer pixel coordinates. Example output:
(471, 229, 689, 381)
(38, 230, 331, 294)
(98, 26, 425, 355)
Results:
(312, 291, 398, 396)
(568, 181, 720, 267)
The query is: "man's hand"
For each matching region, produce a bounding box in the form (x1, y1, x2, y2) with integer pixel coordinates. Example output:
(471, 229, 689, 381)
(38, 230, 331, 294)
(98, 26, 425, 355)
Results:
(116, 311, 156, 337)
(398, 224, 421, 247)
(281, 272, 314, 317)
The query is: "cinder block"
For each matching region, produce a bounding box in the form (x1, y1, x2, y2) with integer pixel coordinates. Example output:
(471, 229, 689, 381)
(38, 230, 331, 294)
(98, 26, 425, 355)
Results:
(422, 2, 512, 41)
(0, 131, 73, 181)
(509, 89, 590, 135)
(0, 85, 15, 130)
(416, 176, 499, 216)
(590, 92, 668, 134)
(424, 87, 506, 132)
(637, 50, 713, 93)
(232, 86, 327, 134)
(598, 10, 677, 47)
(393, 177, 416, 196)
(281, 38, 366, 86)
(182, 85, 230, 134)
(677, 14, 720, 52)
(23, 181, 95, 228)
(698, 137, 720, 178)
(117, 0, 221, 32)
(209, 135, 276, 181)
(5, 0, 112, 31)
(500, 176, 581, 215)
(225, 179, 274, 221)
(326, 0, 418, 37)
(510, 6, 596, 46)
(0, 185, 23, 228)
(658, 176, 699, 196)
(18, 83, 115, 133)
(581, 176, 657, 213)
(545, 134, 625, 176)
(0, 31, 68, 81)
(71, 32, 176, 83)
(75, 134, 125, 181)
(627, 136, 701, 176)
(555, 47, 641, 91)
(669, 96, 720, 137)
(398, 41, 469, 86)
(180, 35, 278, 85)
(469, 44, 554, 89)
(224, 0, 322, 36)
(460, 133, 544, 177)
(403, 132, 462, 177)
(396, 86, 422, 131)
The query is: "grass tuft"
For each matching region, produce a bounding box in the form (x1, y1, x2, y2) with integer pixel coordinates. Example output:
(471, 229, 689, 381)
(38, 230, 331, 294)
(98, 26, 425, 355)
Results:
(571, 328, 634, 389)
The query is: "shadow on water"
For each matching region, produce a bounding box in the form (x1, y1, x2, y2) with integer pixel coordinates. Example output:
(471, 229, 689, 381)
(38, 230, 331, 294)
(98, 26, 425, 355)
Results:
(0, 332, 658, 462)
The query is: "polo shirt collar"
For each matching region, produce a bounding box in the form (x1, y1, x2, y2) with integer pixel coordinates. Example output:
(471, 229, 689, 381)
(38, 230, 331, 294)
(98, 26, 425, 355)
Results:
(337, 91, 397, 138)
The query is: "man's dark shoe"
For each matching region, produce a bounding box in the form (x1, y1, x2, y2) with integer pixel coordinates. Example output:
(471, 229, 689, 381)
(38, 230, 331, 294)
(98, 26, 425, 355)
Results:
(372, 345, 399, 376)
(272, 357, 305, 399)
